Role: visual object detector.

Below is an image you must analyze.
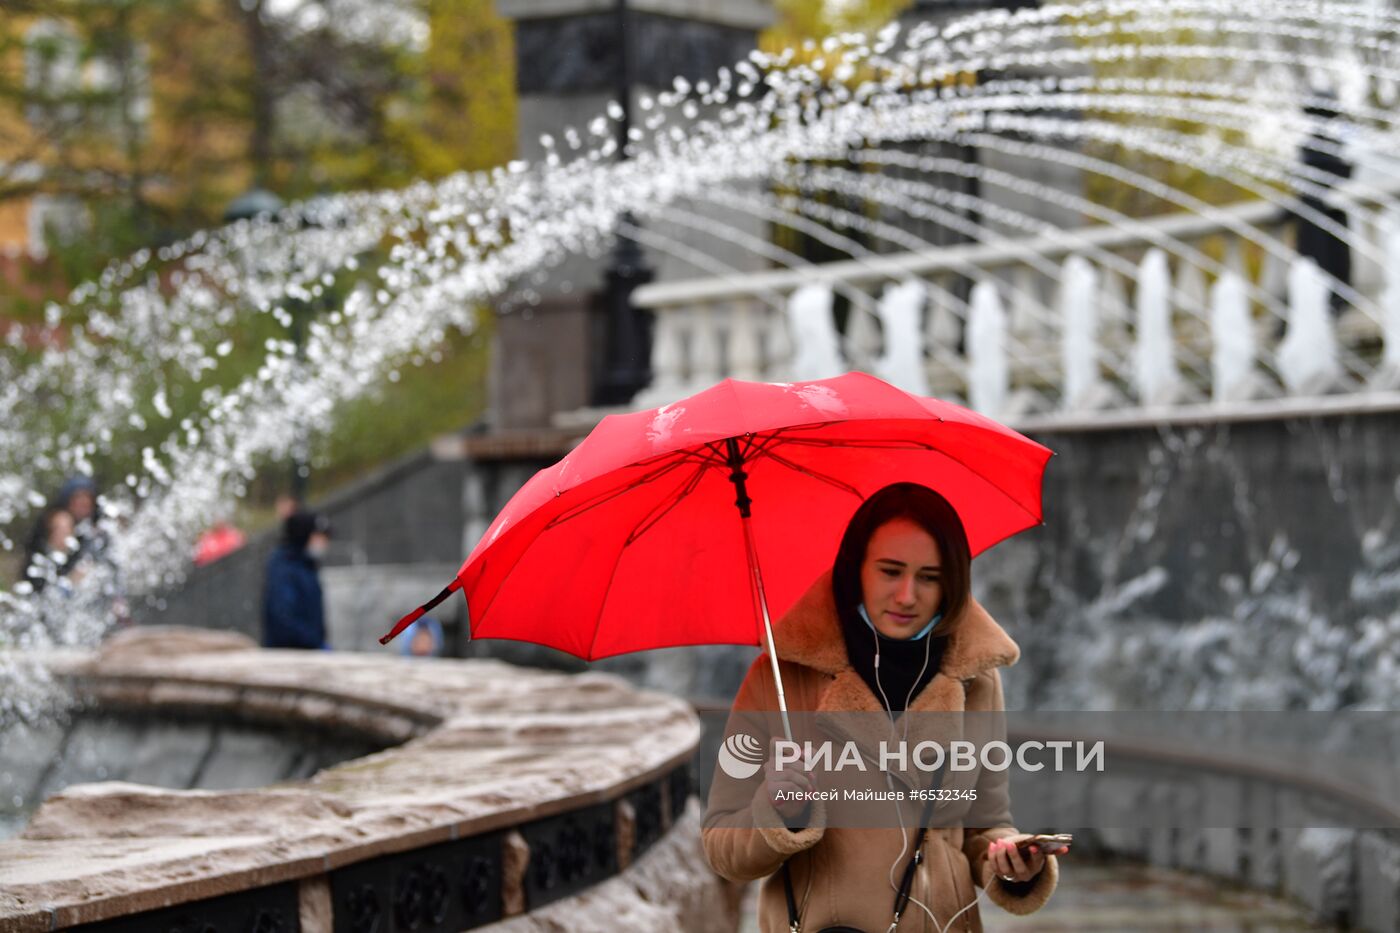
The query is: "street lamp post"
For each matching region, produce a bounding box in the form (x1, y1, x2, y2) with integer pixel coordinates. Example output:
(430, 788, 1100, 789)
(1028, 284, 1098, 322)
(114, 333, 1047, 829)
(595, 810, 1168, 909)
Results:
(593, 0, 655, 407)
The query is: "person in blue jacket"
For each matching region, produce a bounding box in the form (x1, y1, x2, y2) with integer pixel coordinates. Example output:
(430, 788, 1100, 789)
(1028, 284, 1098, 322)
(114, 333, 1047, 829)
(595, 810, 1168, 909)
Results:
(262, 511, 331, 649)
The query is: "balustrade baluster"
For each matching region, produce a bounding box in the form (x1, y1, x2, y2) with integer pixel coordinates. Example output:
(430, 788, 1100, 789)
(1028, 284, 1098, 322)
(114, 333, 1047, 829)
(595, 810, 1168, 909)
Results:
(1060, 255, 1117, 411)
(726, 300, 762, 381)
(765, 299, 795, 382)
(1210, 270, 1266, 403)
(691, 303, 724, 388)
(968, 280, 1008, 417)
(874, 280, 929, 396)
(845, 295, 883, 373)
(652, 308, 688, 400)
(1134, 248, 1185, 407)
(785, 283, 843, 381)
(1278, 257, 1343, 396)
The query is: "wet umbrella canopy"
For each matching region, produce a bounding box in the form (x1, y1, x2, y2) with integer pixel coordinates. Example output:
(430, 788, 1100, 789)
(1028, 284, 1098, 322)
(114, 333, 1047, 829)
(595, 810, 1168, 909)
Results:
(383, 373, 1052, 732)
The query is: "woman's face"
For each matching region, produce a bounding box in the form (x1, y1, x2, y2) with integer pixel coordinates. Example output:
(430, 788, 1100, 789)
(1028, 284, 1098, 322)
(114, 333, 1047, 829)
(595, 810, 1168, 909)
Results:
(66, 490, 95, 522)
(410, 627, 436, 657)
(860, 517, 944, 640)
(47, 511, 75, 551)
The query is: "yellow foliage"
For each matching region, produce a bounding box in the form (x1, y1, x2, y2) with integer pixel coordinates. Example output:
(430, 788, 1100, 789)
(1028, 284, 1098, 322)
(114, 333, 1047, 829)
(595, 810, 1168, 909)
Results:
(763, 0, 913, 48)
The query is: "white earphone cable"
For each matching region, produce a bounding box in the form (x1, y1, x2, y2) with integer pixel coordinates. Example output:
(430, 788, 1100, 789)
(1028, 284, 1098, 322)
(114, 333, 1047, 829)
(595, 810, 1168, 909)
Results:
(872, 612, 981, 932)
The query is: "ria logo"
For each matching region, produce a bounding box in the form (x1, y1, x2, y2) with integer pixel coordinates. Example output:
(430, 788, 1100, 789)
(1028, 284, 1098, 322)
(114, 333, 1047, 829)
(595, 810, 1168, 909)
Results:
(717, 732, 765, 779)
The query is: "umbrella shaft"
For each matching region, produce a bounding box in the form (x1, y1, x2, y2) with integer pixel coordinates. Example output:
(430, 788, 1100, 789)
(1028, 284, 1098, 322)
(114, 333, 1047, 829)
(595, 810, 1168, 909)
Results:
(741, 510, 794, 743)
(727, 435, 791, 740)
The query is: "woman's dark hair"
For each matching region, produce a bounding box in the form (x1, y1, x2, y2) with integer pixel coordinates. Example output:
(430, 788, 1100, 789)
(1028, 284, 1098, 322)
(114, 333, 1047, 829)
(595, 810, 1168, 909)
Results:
(831, 483, 971, 639)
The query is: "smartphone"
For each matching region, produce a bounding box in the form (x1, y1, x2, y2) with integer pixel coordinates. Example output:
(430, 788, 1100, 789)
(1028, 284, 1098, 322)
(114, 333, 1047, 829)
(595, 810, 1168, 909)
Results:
(1016, 833, 1072, 855)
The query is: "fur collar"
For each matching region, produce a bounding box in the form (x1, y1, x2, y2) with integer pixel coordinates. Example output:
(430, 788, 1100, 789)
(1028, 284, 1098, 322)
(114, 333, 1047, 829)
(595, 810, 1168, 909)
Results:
(772, 570, 1020, 683)
(770, 570, 1021, 792)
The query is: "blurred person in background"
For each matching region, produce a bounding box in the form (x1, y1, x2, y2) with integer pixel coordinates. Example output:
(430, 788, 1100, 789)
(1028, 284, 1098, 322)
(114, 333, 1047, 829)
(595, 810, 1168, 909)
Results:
(399, 616, 444, 659)
(21, 508, 83, 595)
(194, 516, 247, 567)
(50, 474, 130, 630)
(54, 475, 108, 566)
(262, 511, 331, 650)
(275, 494, 302, 522)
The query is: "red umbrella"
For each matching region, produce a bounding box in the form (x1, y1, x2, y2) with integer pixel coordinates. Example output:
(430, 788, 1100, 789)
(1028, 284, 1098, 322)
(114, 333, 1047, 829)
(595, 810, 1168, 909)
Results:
(382, 372, 1052, 736)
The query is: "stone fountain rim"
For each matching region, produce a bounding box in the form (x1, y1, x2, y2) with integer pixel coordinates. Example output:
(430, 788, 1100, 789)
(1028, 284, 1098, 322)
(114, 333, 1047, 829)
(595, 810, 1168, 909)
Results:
(0, 627, 701, 930)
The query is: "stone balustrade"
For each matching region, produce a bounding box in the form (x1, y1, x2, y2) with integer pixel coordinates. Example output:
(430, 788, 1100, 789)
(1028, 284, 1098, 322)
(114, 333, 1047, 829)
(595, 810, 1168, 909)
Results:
(632, 183, 1400, 422)
(0, 627, 723, 933)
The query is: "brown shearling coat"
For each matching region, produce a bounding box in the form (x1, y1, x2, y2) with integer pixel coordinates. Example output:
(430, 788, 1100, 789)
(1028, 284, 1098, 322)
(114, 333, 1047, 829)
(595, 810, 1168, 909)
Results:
(702, 571, 1058, 932)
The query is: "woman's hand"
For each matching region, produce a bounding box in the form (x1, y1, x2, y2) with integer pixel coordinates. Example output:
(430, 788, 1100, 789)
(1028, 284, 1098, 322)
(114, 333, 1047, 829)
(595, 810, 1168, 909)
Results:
(988, 835, 1064, 883)
(764, 744, 817, 820)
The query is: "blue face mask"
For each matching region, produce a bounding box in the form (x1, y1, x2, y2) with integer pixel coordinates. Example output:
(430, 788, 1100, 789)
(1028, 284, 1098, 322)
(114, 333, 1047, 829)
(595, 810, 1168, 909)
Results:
(858, 603, 942, 641)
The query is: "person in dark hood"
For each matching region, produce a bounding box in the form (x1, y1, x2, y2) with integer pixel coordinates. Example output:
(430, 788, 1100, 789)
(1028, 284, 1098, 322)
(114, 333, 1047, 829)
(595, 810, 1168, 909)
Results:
(57, 475, 104, 549)
(20, 508, 81, 595)
(262, 510, 331, 650)
(26, 476, 106, 574)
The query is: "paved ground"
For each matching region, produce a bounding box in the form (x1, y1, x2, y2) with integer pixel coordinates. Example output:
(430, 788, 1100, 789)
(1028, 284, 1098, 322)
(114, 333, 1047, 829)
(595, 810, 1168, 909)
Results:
(740, 861, 1335, 932)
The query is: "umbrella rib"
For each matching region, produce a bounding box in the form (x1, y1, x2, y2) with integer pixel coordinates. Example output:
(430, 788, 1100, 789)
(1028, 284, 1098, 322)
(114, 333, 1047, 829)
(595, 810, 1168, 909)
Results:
(636, 447, 728, 469)
(545, 455, 696, 529)
(757, 449, 864, 499)
(768, 436, 940, 451)
(744, 431, 782, 460)
(585, 529, 633, 662)
(704, 432, 780, 465)
(779, 433, 1045, 526)
(624, 462, 712, 546)
(931, 441, 1047, 527)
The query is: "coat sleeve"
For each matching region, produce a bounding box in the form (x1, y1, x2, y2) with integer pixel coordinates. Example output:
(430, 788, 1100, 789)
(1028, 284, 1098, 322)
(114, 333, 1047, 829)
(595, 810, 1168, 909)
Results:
(701, 656, 826, 883)
(961, 667, 1059, 915)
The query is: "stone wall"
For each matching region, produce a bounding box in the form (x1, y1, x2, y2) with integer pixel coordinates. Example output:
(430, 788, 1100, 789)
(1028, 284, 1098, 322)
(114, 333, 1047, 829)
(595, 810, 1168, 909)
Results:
(982, 405, 1400, 712)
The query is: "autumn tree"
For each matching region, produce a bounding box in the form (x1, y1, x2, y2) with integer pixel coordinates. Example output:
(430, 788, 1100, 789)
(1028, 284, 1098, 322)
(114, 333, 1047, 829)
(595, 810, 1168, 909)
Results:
(0, 0, 517, 314)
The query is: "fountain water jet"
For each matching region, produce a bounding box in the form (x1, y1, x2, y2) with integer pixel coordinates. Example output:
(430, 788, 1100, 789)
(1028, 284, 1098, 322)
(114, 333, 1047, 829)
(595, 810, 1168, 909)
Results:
(5, 0, 1400, 722)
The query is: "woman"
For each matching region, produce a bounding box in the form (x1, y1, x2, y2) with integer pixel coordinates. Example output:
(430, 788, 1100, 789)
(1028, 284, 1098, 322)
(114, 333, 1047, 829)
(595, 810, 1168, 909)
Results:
(21, 507, 85, 594)
(703, 483, 1063, 932)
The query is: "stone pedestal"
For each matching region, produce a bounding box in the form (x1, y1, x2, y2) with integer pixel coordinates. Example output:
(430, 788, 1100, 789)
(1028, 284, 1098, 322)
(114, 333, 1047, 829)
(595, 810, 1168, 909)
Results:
(488, 294, 598, 429)
(490, 0, 774, 423)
